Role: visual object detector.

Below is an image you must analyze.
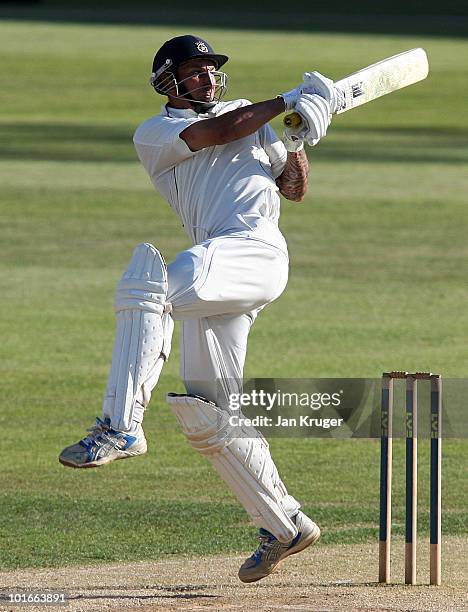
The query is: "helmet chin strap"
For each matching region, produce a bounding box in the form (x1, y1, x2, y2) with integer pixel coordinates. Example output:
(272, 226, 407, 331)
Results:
(177, 81, 217, 114)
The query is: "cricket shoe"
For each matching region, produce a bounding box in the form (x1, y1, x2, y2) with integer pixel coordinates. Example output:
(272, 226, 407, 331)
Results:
(238, 511, 320, 583)
(58, 417, 147, 468)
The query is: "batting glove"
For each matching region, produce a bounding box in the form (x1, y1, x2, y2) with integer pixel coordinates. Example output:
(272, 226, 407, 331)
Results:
(279, 84, 305, 111)
(294, 94, 332, 147)
(303, 71, 344, 114)
(282, 131, 304, 153)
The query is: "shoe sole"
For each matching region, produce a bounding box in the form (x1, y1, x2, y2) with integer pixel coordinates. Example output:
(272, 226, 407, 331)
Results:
(58, 446, 147, 469)
(239, 522, 321, 584)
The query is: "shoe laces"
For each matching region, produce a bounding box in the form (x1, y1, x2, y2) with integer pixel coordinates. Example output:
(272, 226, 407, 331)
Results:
(83, 418, 108, 440)
(81, 419, 126, 451)
(252, 531, 280, 561)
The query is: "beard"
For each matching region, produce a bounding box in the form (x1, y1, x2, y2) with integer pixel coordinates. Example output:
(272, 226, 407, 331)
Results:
(178, 82, 217, 113)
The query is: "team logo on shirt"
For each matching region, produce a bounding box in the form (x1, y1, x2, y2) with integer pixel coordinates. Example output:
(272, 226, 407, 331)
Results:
(196, 41, 209, 53)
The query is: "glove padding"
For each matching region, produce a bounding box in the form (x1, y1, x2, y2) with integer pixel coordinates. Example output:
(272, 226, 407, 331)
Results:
(280, 76, 322, 111)
(303, 71, 344, 114)
(285, 94, 331, 147)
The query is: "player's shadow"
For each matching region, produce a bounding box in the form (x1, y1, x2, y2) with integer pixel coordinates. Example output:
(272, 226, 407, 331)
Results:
(1, 585, 221, 604)
(68, 593, 220, 602)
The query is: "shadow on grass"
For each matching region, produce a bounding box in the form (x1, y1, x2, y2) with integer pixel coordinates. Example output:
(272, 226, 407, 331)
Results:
(68, 593, 219, 602)
(0, 122, 136, 163)
(1, 122, 467, 165)
(0, 2, 468, 37)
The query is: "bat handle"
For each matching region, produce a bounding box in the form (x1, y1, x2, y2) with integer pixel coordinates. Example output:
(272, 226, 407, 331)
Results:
(283, 112, 302, 128)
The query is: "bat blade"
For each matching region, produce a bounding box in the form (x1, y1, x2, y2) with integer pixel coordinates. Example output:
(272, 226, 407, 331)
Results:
(335, 47, 428, 114)
(283, 48, 429, 127)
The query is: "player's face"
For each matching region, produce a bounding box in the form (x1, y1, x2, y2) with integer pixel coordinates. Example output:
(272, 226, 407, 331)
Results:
(177, 59, 217, 102)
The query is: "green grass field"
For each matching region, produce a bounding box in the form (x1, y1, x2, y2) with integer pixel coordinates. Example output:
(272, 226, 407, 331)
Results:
(0, 15, 467, 569)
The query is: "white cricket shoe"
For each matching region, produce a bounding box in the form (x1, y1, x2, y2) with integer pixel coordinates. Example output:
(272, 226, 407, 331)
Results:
(58, 417, 147, 468)
(238, 511, 320, 583)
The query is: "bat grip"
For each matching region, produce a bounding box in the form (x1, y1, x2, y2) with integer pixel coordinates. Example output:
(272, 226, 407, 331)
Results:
(283, 112, 302, 128)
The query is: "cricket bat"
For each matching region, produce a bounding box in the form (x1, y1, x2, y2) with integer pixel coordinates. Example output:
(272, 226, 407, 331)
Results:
(283, 48, 429, 128)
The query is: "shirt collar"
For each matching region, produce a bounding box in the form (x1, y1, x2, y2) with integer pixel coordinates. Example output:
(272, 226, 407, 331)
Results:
(161, 103, 221, 119)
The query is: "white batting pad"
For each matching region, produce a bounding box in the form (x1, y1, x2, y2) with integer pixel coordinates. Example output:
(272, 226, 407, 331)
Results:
(167, 393, 300, 542)
(103, 243, 173, 431)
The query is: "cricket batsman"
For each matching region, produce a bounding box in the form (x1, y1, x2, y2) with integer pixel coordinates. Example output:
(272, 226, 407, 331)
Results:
(59, 34, 336, 583)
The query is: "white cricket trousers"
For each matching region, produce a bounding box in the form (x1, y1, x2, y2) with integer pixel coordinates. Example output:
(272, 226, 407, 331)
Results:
(103, 233, 302, 536)
(168, 234, 289, 408)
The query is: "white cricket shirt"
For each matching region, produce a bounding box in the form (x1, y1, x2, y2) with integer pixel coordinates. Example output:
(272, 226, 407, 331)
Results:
(133, 99, 288, 251)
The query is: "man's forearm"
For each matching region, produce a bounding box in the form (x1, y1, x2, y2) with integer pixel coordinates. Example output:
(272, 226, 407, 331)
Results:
(181, 98, 286, 151)
(276, 149, 309, 202)
(217, 97, 286, 143)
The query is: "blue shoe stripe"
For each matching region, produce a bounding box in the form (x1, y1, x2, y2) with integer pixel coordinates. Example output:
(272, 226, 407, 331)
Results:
(77, 428, 137, 457)
(120, 434, 137, 449)
(288, 531, 302, 550)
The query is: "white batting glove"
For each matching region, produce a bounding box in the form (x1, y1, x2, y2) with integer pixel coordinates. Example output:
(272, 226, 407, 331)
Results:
(279, 84, 304, 111)
(282, 130, 304, 153)
(303, 71, 344, 114)
(294, 94, 332, 147)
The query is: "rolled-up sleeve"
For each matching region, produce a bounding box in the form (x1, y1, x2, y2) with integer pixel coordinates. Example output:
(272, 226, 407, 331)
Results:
(133, 116, 201, 179)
